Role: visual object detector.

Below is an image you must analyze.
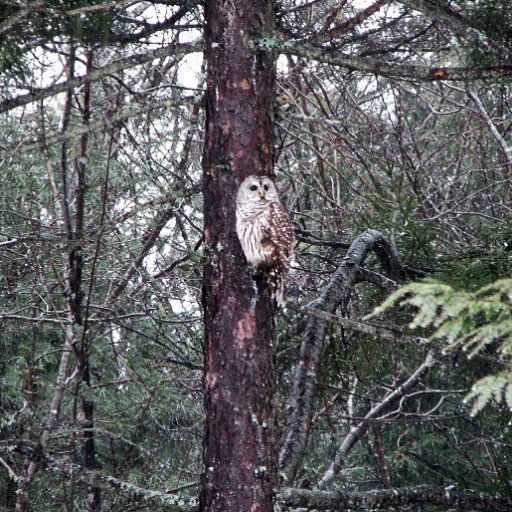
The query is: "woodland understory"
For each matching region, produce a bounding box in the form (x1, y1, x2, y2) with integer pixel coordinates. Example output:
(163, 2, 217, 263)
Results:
(1, 1, 512, 511)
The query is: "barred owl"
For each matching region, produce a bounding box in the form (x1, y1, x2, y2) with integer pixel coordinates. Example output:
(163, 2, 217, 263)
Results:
(236, 175, 294, 307)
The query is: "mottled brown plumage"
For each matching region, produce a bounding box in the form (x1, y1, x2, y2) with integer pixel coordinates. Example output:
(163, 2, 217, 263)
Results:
(236, 175, 294, 307)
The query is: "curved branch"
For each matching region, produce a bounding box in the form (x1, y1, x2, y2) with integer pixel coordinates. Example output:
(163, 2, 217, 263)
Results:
(279, 229, 408, 482)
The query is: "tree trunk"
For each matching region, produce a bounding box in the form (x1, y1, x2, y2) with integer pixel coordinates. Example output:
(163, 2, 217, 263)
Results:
(200, 1, 277, 511)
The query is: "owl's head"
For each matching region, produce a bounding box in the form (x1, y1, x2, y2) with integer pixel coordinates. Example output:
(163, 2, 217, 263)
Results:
(237, 175, 279, 204)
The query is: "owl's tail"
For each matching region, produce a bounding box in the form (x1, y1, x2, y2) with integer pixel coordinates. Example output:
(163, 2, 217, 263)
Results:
(268, 266, 286, 308)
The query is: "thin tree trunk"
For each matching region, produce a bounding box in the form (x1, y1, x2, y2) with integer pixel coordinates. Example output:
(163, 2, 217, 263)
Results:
(15, 45, 102, 512)
(372, 423, 392, 487)
(200, 1, 278, 511)
(15, 324, 76, 512)
(75, 48, 101, 512)
(15, 42, 79, 512)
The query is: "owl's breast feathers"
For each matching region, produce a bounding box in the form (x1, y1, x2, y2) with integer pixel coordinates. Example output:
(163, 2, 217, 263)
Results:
(236, 207, 273, 266)
(237, 203, 292, 263)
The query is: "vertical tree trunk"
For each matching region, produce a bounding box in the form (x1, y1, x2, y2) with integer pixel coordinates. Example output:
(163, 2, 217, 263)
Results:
(81, 374, 101, 511)
(200, 1, 277, 511)
(75, 48, 101, 512)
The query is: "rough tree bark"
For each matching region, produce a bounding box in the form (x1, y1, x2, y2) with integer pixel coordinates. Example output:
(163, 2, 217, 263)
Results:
(200, 1, 278, 512)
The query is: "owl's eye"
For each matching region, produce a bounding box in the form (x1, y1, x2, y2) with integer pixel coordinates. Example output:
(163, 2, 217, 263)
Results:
(263, 184, 269, 191)
(250, 185, 258, 191)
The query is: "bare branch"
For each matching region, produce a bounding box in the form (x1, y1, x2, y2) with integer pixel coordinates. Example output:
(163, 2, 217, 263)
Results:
(1, 97, 199, 161)
(102, 205, 177, 308)
(320, 0, 393, 40)
(467, 89, 512, 157)
(259, 39, 512, 81)
(316, 350, 437, 489)
(0, 41, 202, 114)
(293, 304, 424, 344)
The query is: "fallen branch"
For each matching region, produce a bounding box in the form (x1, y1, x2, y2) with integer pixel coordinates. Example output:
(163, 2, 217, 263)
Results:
(6, 441, 199, 511)
(278, 484, 512, 512)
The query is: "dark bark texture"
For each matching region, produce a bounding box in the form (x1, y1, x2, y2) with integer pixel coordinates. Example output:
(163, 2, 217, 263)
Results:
(200, 1, 277, 511)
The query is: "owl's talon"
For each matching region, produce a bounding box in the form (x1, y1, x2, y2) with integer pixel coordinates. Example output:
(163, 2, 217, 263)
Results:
(251, 270, 265, 281)
(244, 264, 257, 277)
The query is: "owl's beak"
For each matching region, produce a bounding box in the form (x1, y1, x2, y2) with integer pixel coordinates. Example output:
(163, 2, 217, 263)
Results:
(259, 190, 266, 200)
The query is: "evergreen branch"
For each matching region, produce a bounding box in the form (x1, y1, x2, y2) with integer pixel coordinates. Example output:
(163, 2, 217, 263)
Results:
(397, 0, 509, 60)
(279, 229, 409, 483)
(0, 0, 48, 36)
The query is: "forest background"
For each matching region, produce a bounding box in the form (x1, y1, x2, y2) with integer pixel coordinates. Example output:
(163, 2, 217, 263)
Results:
(1, 1, 512, 511)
